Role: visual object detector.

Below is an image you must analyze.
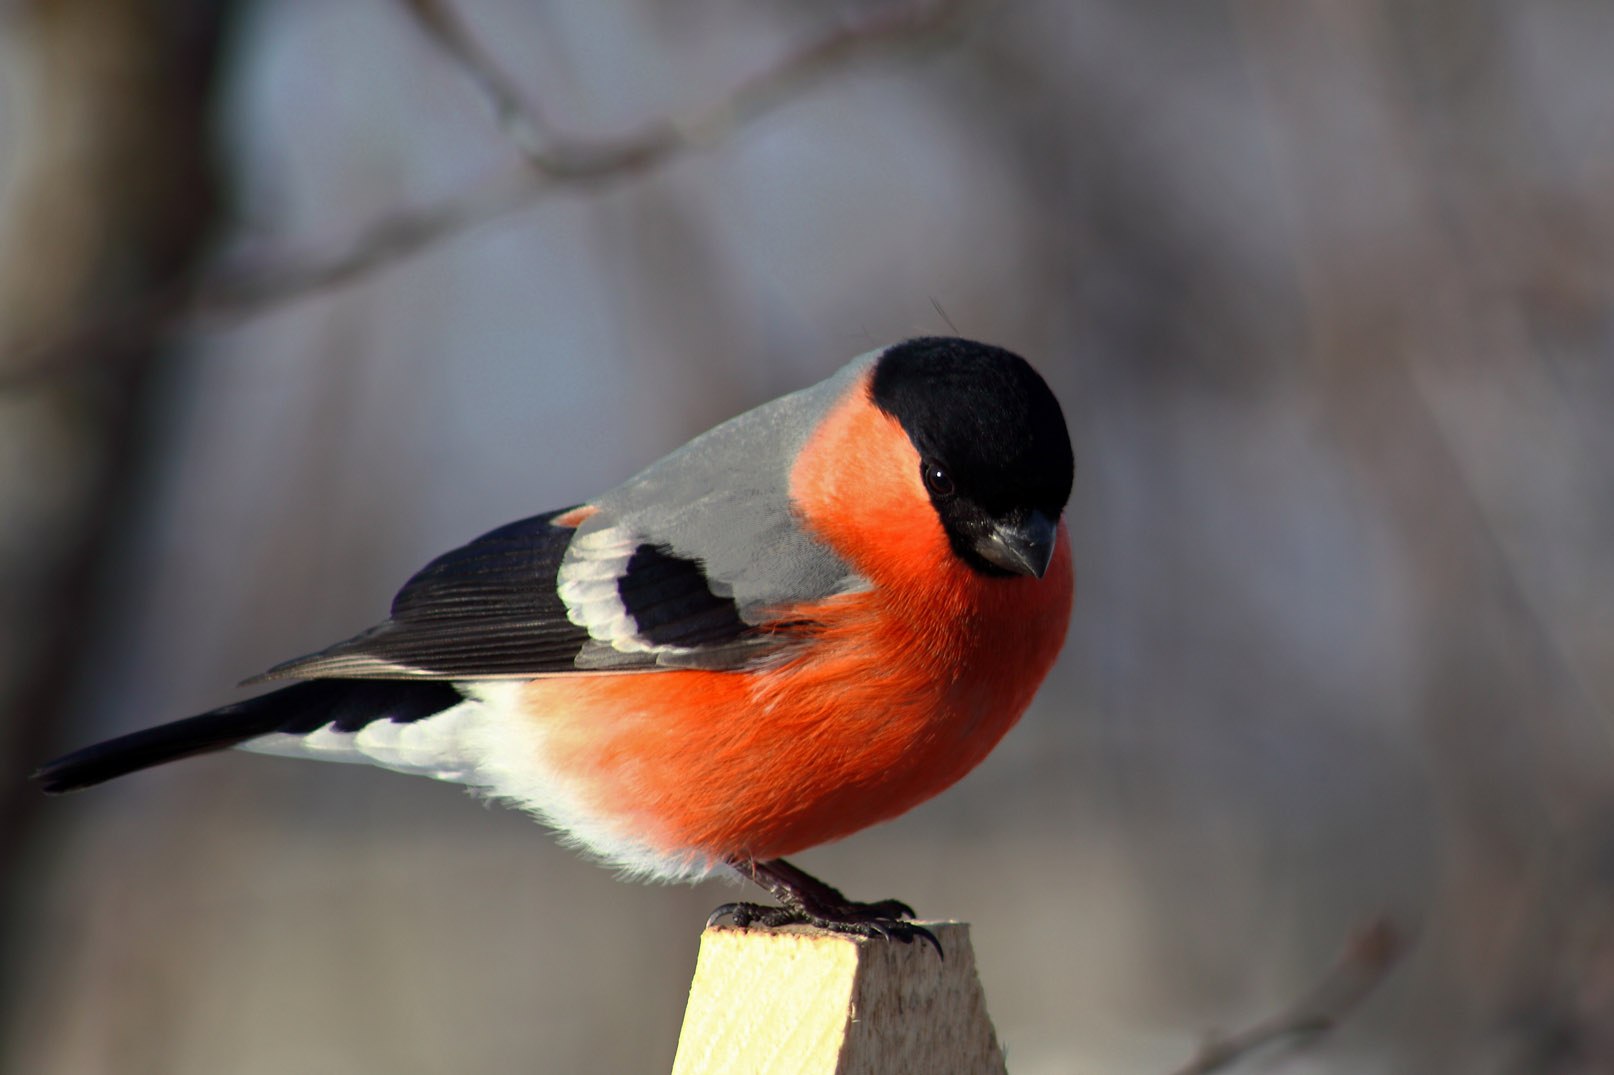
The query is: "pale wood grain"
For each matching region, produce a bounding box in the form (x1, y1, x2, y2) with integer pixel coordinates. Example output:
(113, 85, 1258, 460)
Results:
(672, 922, 1007, 1075)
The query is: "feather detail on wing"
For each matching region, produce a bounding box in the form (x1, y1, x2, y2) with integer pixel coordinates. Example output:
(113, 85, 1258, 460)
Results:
(246, 507, 808, 683)
(248, 509, 596, 682)
(249, 356, 879, 685)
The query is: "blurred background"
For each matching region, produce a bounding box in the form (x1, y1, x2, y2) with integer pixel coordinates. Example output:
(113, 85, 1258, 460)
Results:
(2, 0, 1611, 1071)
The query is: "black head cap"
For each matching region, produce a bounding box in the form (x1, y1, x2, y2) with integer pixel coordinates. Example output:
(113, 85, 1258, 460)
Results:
(870, 337, 1073, 577)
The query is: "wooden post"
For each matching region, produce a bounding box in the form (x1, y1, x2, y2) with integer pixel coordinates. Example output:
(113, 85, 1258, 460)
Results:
(671, 922, 1007, 1075)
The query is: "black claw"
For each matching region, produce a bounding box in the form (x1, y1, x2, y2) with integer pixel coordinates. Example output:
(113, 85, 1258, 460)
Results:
(799, 913, 943, 958)
(702, 903, 944, 959)
(706, 902, 744, 929)
(707, 902, 785, 929)
(904, 923, 944, 959)
(707, 901, 800, 930)
(706, 857, 944, 958)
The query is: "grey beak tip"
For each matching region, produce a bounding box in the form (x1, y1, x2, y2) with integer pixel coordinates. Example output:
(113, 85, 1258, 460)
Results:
(975, 511, 1058, 578)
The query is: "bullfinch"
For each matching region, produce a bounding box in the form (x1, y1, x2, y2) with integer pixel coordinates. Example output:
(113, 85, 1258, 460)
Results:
(36, 336, 1075, 951)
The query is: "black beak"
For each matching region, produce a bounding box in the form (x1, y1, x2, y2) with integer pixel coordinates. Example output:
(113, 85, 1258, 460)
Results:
(973, 510, 1058, 578)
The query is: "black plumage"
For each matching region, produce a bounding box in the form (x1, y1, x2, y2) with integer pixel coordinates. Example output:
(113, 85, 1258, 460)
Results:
(617, 544, 748, 648)
(34, 680, 463, 793)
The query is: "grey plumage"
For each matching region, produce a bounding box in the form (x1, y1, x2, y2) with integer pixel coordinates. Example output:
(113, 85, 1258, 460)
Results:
(255, 349, 877, 682)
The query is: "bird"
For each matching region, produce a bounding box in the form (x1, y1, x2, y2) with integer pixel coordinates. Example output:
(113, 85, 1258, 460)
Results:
(35, 336, 1074, 952)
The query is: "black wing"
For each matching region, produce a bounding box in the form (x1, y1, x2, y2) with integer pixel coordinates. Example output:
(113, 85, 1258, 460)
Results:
(251, 508, 766, 682)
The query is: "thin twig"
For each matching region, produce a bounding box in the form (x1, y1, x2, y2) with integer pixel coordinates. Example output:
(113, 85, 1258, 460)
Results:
(395, 0, 551, 162)
(1, 0, 967, 391)
(198, 175, 537, 318)
(1166, 918, 1407, 1075)
(669, 0, 968, 147)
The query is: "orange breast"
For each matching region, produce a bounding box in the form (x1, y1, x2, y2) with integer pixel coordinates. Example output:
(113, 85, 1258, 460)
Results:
(520, 377, 1073, 865)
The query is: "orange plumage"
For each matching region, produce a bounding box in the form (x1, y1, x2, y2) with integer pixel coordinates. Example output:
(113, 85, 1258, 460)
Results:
(527, 370, 1073, 867)
(36, 337, 1075, 946)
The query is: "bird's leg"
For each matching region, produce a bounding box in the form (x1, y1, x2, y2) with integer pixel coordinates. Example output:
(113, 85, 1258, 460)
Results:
(750, 858, 919, 921)
(706, 857, 941, 956)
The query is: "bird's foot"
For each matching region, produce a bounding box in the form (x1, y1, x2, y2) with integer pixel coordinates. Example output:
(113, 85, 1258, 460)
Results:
(705, 899, 941, 955)
(707, 858, 942, 957)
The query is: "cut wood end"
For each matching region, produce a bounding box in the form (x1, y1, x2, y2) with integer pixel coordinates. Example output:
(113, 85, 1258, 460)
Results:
(671, 922, 1007, 1075)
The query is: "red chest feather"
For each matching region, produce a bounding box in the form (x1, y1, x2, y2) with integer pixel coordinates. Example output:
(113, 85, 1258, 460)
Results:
(520, 379, 1073, 864)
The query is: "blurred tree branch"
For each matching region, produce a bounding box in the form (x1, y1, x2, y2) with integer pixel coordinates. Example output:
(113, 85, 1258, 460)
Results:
(396, 0, 553, 160)
(1233, 3, 1614, 1062)
(0, 0, 237, 1016)
(0, 0, 967, 392)
(1168, 919, 1406, 1075)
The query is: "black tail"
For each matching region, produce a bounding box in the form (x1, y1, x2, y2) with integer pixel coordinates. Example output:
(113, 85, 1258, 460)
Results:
(33, 680, 463, 794)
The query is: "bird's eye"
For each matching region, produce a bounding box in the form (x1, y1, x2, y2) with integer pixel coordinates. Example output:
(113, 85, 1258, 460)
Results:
(921, 460, 955, 498)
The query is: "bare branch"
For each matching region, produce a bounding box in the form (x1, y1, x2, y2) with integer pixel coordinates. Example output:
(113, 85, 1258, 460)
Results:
(1, 0, 967, 392)
(669, 0, 968, 147)
(1166, 918, 1407, 1075)
(199, 175, 536, 317)
(395, 0, 550, 162)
